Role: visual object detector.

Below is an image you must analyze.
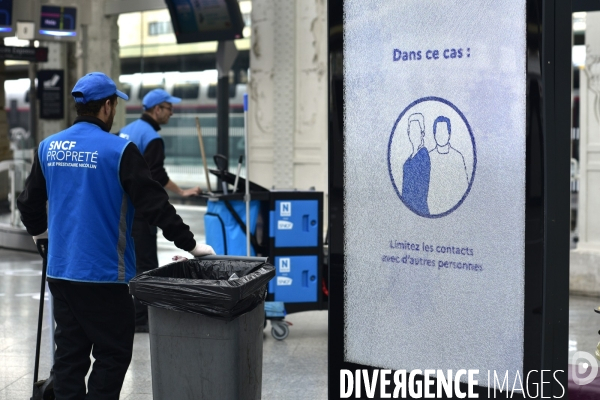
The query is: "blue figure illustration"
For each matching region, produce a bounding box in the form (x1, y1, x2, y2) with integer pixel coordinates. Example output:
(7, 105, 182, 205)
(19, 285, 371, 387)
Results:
(428, 116, 469, 214)
(402, 113, 430, 215)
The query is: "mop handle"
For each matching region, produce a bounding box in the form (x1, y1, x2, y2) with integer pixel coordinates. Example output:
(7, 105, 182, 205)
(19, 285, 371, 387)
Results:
(195, 117, 213, 193)
(33, 239, 48, 385)
(244, 94, 251, 256)
(233, 155, 243, 193)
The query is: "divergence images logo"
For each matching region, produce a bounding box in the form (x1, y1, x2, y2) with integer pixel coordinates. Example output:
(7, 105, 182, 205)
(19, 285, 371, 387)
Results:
(388, 97, 476, 218)
(571, 351, 599, 386)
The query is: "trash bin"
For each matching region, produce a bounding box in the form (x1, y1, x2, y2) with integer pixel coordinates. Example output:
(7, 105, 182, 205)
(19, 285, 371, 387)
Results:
(129, 256, 275, 400)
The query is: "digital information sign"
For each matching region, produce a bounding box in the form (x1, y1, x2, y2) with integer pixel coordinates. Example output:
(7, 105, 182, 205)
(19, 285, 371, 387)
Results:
(177, 0, 232, 33)
(40, 5, 77, 37)
(343, 0, 526, 388)
(166, 0, 244, 43)
(0, 0, 12, 33)
(38, 70, 64, 120)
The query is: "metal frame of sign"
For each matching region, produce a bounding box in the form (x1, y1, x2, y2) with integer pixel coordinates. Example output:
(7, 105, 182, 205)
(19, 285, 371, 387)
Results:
(573, 0, 600, 12)
(327, 0, 571, 398)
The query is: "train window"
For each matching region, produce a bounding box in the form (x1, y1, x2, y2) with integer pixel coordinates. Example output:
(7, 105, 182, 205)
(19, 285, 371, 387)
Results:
(207, 83, 237, 99)
(148, 21, 173, 36)
(121, 83, 132, 99)
(173, 83, 200, 99)
(9, 100, 18, 125)
(25, 91, 29, 103)
(208, 84, 216, 99)
(139, 85, 165, 99)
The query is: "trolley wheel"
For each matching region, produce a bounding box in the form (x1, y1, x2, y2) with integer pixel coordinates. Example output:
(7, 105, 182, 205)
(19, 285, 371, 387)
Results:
(271, 322, 289, 340)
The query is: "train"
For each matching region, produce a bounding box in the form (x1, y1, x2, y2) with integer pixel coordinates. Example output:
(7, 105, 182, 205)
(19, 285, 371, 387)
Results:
(5, 72, 247, 172)
(119, 71, 246, 115)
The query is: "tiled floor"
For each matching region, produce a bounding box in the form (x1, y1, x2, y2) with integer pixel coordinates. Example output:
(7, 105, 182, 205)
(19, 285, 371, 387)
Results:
(0, 205, 327, 399)
(0, 205, 598, 399)
(569, 296, 600, 363)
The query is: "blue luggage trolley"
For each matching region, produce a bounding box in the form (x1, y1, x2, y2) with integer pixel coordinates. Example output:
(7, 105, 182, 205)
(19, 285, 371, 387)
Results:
(202, 171, 327, 340)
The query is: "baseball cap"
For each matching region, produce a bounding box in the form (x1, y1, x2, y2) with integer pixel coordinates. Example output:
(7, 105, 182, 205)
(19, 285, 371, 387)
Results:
(71, 72, 129, 104)
(143, 89, 181, 110)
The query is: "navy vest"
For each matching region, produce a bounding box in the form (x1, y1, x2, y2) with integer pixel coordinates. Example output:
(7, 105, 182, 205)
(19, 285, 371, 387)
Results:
(119, 118, 162, 155)
(39, 122, 136, 283)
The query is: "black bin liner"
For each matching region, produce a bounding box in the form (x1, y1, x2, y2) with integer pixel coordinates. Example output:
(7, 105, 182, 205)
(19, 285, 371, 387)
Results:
(129, 257, 275, 321)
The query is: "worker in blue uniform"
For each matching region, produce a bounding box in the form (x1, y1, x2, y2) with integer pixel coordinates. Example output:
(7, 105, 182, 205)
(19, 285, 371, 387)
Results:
(17, 72, 215, 400)
(119, 88, 202, 332)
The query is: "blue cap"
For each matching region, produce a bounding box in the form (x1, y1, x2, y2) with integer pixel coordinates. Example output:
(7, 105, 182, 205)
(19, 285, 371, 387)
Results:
(143, 89, 181, 110)
(71, 72, 129, 104)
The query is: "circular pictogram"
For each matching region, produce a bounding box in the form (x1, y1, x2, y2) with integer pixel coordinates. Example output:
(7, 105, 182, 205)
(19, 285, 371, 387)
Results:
(388, 97, 476, 218)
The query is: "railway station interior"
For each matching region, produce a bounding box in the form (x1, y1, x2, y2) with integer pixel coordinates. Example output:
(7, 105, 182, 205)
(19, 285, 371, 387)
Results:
(0, 1, 596, 399)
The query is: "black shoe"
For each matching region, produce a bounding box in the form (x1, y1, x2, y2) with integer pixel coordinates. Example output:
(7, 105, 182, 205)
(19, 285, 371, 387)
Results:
(135, 324, 149, 333)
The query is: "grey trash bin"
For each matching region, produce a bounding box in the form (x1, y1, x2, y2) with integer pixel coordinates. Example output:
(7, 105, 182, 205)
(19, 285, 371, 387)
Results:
(148, 302, 264, 400)
(129, 256, 275, 400)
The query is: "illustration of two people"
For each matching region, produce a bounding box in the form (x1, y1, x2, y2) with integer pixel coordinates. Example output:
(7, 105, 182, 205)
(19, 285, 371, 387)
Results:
(402, 113, 468, 216)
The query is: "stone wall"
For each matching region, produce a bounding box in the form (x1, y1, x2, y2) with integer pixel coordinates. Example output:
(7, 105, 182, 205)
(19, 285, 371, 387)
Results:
(249, 0, 328, 193)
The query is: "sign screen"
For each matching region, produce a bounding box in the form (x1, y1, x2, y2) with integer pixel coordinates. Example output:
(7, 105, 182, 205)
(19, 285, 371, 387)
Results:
(176, 0, 232, 34)
(0, 46, 48, 62)
(40, 5, 77, 37)
(165, 0, 244, 43)
(38, 70, 64, 120)
(343, 0, 526, 386)
(0, 0, 12, 33)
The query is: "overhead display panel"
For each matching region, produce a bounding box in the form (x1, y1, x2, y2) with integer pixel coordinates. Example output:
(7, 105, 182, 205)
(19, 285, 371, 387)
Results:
(343, 0, 526, 387)
(0, 0, 13, 34)
(165, 0, 244, 43)
(39, 5, 77, 38)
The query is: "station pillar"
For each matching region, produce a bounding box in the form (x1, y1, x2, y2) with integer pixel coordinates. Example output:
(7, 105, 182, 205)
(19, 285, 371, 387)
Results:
(248, 0, 328, 193)
(79, 0, 124, 132)
(571, 11, 600, 296)
(37, 41, 69, 141)
(21, 0, 122, 139)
